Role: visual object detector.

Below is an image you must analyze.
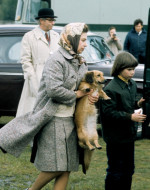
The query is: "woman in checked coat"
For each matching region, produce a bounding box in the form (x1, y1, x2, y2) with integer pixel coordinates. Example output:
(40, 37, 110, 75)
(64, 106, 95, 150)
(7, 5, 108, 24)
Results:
(0, 23, 99, 190)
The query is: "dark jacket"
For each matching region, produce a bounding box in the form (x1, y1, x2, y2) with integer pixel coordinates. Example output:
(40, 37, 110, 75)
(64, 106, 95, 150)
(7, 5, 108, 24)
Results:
(124, 28, 147, 63)
(100, 77, 139, 143)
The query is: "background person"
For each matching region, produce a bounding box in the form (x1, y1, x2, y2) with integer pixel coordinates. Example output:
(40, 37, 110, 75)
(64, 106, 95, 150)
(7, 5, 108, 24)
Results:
(100, 52, 146, 190)
(124, 19, 147, 64)
(16, 8, 60, 117)
(105, 26, 122, 56)
(0, 23, 99, 190)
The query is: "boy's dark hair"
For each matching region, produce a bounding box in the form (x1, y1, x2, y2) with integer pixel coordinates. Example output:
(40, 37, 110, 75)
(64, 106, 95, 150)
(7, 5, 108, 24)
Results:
(111, 51, 138, 76)
(134, 19, 143, 26)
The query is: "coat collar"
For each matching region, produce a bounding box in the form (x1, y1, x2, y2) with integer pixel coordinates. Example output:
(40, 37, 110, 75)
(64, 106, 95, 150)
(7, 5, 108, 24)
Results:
(114, 76, 134, 89)
(33, 26, 57, 45)
(131, 27, 147, 34)
(33, 26, 47, 42)
(58, 47, 74, 60)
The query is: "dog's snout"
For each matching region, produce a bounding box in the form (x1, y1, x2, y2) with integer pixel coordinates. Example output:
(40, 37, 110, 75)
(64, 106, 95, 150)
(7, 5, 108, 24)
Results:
(98, 79, 107, 84)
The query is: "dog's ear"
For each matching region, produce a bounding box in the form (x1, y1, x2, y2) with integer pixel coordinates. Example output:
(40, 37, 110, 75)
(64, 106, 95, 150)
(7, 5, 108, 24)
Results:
(85, 72, 94, 83)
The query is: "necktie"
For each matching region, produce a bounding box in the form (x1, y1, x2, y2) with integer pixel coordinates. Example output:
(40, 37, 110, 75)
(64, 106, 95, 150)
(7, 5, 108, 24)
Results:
(45, 32, 50, 44)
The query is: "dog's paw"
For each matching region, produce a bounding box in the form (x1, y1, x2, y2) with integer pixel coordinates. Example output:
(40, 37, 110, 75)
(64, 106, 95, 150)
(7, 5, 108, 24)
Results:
(90, 147, 95, 151)
(97, 146, 102, 150)
(105, 96, 111, 100)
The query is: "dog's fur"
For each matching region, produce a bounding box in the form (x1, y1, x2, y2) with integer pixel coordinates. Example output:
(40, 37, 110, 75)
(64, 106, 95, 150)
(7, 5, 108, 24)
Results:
(75, 70, 110, 173)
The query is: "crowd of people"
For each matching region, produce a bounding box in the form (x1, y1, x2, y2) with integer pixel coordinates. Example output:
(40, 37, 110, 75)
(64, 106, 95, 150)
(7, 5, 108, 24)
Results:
(0, 7, 148, 190)
(105, 19, 147, 64)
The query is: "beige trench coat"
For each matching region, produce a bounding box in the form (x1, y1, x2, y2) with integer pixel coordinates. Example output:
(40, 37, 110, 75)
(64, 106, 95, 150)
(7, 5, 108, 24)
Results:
(16, 26, 60, 117)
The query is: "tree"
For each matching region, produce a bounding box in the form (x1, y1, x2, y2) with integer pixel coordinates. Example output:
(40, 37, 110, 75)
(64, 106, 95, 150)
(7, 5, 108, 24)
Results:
(0, 0, 18, 22)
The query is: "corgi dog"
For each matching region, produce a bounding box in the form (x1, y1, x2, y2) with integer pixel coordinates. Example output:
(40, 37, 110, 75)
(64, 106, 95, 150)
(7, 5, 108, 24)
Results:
(75, 70, 110, 173)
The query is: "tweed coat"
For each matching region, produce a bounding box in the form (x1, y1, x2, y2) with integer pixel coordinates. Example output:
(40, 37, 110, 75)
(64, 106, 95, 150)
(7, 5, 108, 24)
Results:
(0, 47, 88, 162)
(16, 26, 60, 117)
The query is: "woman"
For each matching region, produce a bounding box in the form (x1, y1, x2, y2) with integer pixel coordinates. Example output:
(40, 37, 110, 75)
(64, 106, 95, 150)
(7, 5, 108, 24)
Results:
(0, 23, 99, 190)
(100, 51, 146, 190)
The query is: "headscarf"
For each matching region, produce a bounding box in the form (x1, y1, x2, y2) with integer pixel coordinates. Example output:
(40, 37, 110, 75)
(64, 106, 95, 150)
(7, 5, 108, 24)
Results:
(59, 22, 86, 64)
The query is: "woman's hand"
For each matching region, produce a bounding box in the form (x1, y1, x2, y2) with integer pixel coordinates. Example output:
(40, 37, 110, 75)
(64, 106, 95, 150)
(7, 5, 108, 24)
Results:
(75, 89, 93, 98)
(88, 93, 99, 104)
(75, 89, 99, 104)
(131, 110, 147, 122)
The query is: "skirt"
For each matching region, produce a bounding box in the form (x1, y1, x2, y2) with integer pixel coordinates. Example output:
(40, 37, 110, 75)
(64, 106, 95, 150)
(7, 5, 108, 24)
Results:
(34, 116, 79, 172)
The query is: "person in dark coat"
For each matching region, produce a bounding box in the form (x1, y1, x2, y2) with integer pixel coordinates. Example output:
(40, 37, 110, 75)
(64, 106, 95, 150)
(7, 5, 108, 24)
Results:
(0, 23, 99, 190)
(100, 51, 146, 190)
(124, 19, 147, 64)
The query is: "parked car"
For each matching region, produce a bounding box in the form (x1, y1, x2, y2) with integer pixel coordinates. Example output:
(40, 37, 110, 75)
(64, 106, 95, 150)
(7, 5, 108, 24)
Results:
(0, 24, 148, 138)
(0, 24, 115, 116)
(0, 24, 146, 135)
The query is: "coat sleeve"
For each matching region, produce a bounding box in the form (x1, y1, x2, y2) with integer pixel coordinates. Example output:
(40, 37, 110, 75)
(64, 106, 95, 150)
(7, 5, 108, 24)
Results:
(115, 39, 122, 50)
(21, 33, 36, 79)
(124, 33, 130, 51)
(105, 37, 113, 45)
(43, 56, 77, 106)
(20, 33, 38, 96)
(101, 89, 131, 121)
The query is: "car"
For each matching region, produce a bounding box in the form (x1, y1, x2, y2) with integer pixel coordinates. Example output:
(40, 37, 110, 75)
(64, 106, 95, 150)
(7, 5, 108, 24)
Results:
(0, 24, 115, 117)
(0, 24, 147, 138)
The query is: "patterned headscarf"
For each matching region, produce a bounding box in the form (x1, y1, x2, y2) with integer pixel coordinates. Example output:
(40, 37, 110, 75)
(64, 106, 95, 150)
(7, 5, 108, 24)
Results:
(59, 22, 86, 64)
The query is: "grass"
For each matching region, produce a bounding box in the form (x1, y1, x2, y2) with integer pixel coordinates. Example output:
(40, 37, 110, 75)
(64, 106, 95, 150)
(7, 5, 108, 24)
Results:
(0, 117, 150, 190)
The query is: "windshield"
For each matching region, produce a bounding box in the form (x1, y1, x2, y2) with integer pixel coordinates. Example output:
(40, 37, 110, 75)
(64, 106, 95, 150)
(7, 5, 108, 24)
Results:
(82, 36, 114, 63)
(15, 0, 50, 23)
(25, 0, 50, 23)
(0, 36, 22, 64)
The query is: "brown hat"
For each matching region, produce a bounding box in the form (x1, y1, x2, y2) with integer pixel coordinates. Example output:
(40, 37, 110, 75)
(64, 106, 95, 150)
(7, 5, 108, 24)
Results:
(35, 8, 57, 19)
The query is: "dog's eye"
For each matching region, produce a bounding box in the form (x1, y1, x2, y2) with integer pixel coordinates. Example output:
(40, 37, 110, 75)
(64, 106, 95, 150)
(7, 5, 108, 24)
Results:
(97, 74, 100, 77)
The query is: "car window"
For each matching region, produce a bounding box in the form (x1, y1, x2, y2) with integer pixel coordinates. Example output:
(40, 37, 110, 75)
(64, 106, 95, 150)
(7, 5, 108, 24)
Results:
(82, 36, 114, 63)
(25, 0, 50, 22)
(0, 36, 22, 64)
(8, 41, 21, 62)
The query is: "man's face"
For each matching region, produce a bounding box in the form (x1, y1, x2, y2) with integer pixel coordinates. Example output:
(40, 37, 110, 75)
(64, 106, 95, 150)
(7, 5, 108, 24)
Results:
(40, 18, 56, 31)
(135, 23, 143, 33)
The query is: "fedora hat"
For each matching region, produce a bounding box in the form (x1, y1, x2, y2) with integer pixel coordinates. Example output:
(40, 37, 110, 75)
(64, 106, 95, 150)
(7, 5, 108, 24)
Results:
(35, 8, 57, 19)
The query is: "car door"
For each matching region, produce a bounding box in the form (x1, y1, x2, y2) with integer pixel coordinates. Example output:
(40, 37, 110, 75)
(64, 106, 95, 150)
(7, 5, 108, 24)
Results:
(0, 33, 24, 116)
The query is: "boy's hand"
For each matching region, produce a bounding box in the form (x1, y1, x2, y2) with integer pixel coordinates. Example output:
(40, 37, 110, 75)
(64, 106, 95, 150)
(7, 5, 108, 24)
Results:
(137, 97, 145, 107)
(131, 110, 147, 122)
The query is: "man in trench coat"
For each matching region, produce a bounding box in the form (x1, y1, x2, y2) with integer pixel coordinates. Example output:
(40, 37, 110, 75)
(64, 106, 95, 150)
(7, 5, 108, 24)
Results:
(16, 8, 60, 117)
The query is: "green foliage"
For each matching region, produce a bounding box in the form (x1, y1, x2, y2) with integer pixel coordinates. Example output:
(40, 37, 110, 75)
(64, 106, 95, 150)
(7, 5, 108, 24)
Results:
(0, 0, 18, 21)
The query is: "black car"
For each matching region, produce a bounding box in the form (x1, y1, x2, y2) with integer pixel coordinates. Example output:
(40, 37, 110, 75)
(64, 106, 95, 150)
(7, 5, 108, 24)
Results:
(0, 24, 115, 117)
(0, 24, 149, 138)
